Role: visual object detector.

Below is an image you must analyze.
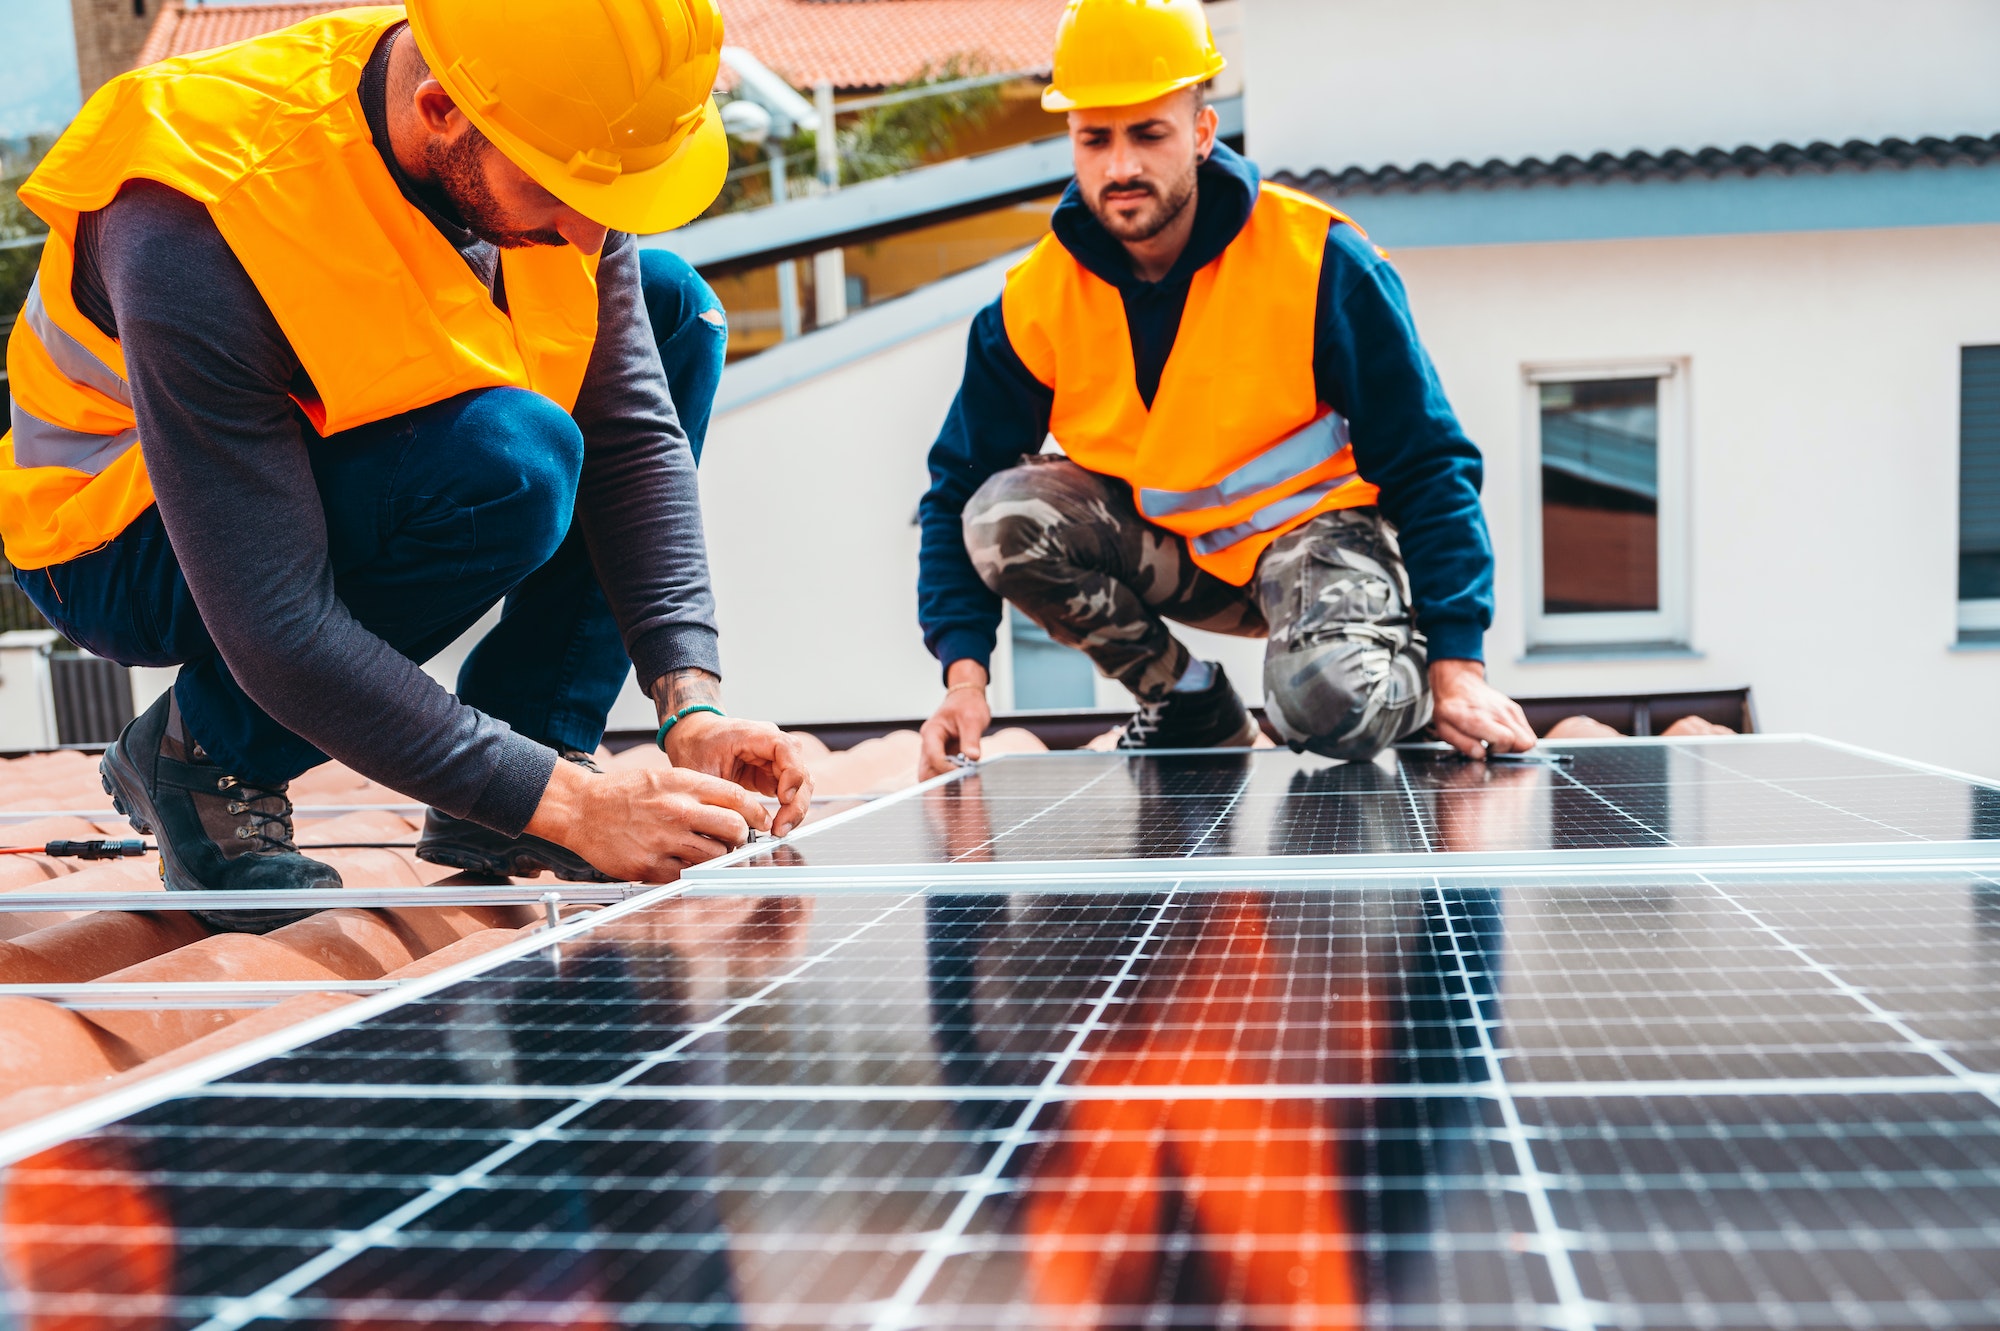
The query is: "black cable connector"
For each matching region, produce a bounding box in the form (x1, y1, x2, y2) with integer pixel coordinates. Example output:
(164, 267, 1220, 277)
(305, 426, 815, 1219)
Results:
(44, 839, 150, 859)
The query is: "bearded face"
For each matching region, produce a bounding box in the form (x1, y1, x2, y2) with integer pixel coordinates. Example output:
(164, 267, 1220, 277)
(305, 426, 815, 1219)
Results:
(1070, 88, 1209, 249)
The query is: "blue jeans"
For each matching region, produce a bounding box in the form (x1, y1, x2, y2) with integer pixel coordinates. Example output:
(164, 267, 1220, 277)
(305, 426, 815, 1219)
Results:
(18, 249, 726, 783)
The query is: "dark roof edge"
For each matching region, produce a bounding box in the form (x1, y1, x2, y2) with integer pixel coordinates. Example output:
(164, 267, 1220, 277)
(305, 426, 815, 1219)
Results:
(1272, 132, 2000, 198)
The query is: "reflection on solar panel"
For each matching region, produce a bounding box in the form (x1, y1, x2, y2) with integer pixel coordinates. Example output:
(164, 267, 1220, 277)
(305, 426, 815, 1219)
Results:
(720, 740, 2000, 873)
(2, 737, 1998, 1329)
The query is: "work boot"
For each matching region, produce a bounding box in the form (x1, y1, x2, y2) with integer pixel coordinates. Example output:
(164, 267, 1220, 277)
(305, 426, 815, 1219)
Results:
(100, 690, 339, 934)
(416, 749, 616, 882)
(1117, 663, 1261, 750)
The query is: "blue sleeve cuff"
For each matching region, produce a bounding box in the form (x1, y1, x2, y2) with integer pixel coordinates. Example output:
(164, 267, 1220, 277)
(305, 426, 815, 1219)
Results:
(1423, 618, 1485, 664)
(934, 627, 995, 682)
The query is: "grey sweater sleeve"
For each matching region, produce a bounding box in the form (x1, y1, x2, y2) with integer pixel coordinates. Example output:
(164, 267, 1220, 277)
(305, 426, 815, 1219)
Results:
(98, 181, 558, 832)
(568, 231, 720, 691)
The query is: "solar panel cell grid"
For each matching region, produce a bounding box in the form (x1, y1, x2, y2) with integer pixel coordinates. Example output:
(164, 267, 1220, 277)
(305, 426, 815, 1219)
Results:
(2, 740, 1998, 1329)
(1523, 1092, 2000, 1324)
(720, 742, 2000, 871)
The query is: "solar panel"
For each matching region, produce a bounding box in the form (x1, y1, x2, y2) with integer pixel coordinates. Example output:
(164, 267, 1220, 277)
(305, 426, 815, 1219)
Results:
(3, 738, 1999, 1330)
(718, 740, 2000, 876)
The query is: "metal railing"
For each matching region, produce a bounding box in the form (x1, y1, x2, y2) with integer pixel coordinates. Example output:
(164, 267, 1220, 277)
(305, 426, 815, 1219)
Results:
(0, 884, 645, 914)
(0, 980, 399, 1009)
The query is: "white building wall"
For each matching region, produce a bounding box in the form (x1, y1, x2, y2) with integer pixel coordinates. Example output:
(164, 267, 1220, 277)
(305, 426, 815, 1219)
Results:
(1363, 221, 2000, 780)
(697, 310, 969, 725)
(1242, 0, 2000, 176)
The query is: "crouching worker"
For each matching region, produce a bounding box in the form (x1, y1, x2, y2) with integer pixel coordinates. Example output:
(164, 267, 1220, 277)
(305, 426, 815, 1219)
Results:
(0, 0, 811, 931)
(918, 0, 1536, 775)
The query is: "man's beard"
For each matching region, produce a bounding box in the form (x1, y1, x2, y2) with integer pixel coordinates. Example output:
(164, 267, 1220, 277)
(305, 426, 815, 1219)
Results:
(423, 130, 566, 249)
(1088, 160, 1198, 244)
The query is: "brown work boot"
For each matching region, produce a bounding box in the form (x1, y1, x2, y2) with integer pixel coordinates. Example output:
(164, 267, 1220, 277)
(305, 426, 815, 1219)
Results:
(100, 690, 340, 933)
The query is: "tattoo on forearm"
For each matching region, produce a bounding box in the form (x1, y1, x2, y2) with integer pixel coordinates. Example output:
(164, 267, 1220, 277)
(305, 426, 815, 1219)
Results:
(653, 667, 722, 716)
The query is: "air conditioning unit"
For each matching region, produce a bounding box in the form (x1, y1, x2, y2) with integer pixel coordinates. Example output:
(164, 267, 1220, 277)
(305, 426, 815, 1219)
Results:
(51, 651, 136, 744)
(0, 629, 60, 751)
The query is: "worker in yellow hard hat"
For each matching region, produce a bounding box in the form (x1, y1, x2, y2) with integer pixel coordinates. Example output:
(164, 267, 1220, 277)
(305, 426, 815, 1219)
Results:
(917, 0, 1535, 774)
(1, 0, 813, 929)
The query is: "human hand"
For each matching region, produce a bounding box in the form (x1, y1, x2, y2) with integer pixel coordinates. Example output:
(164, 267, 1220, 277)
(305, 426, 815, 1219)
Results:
(1429, 658, 1537, 757)
(525, 757, 771, 882)
(919, 660, 992, 779)
(1661, 714, 1734, 737)
(1544, 714, 1621, 739)
(664, 712, 815, 835)
(648, 667, 814, 835)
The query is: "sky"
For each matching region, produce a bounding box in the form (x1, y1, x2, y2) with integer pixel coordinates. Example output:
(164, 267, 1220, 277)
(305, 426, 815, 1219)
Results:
(1, 0, 81, 138)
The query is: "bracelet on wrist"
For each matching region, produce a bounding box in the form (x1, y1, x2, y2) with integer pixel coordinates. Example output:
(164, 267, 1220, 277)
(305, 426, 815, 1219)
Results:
(946, 681, 986, 695)
(656, 702, 725, 751)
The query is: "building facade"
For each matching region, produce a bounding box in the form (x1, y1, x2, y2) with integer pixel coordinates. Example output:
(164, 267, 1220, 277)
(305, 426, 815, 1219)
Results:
(688, 0, 2000, 780)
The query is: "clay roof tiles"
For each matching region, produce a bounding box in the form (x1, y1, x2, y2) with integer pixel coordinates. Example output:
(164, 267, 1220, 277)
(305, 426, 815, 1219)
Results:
(133, 1, 349, 68)
(0, 729, 1050, 1133)
(1272, 132, 2000, 198)
(720, 0, 1062, 90)
(136, 0, 1064, 91)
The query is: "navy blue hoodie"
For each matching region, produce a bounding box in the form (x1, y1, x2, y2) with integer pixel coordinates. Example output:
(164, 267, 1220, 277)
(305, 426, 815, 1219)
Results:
(916, 143, 1494, 673)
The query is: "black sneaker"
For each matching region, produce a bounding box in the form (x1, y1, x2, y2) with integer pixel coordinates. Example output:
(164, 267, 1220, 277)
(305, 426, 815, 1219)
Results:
(1117, 663, 1261, 750)
(415, 749, 616, 883)
(100, 690, 340, 934)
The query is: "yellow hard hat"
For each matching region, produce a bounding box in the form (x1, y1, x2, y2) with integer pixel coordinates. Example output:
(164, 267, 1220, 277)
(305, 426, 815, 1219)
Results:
(405, 0, 728, 234)
(1042, 0, 1226, 113)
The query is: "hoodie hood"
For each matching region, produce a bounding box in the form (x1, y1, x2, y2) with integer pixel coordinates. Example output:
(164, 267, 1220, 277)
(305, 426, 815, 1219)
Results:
(1050, 140, 1261, 291)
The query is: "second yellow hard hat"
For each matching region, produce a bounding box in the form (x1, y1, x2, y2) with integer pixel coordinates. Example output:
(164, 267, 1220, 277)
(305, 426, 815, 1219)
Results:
(1042, 0, 1227, 113)
(406, 0, 728, 235)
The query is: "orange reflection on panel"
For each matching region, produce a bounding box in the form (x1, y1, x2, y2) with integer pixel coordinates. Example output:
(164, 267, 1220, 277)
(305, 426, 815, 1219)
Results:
(2, 1137, 174, 1331)
(1023, 892, 1381, 1329)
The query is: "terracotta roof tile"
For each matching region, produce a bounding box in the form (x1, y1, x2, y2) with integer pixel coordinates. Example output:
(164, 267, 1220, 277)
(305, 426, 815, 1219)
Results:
(133, 1, 351, 68)
(135, 0, 1062, 91)
(0, 727, 1047, 1132)
(721, 0, 1063, 89)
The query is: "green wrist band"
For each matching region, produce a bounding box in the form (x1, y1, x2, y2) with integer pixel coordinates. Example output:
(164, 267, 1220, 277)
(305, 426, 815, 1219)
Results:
(656, 703, 725, 751)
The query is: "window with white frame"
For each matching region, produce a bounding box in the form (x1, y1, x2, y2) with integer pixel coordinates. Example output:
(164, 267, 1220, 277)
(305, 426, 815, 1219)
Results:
(1009, 606, 1096, 709)
(1524, 361, 1688, 650)
(1960, 346, 2000, 644)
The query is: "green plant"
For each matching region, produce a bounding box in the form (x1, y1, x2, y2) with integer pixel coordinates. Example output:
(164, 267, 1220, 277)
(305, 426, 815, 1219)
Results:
(1, 132, 59, 323)
(702, 59, 1004, 219)
(836, 57, 1004, 184)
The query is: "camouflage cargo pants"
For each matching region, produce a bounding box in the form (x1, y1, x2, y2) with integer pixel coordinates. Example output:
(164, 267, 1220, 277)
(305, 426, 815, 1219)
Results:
(963, 456, 1432, 760)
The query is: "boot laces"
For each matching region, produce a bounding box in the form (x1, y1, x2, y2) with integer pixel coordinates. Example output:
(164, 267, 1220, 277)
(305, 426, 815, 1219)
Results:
(1119, 698, 1169, 748)
(216, 774, 298, 852)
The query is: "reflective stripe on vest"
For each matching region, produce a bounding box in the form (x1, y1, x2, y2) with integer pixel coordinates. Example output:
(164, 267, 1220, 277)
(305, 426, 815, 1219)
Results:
(10, 277, 139, 475)
(1190, 469, 1367, 556)
(22, 278, 130, 408)
(1138, 410, 1349, 519)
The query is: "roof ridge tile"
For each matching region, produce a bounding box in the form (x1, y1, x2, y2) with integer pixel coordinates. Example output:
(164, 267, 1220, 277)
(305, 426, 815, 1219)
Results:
(1275, 130, 2000, 196)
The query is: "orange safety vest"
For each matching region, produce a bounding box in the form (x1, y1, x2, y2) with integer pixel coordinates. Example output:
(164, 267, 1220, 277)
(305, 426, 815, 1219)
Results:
(1001, 181, 1380, 586)
(0, 6, 601, 571)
